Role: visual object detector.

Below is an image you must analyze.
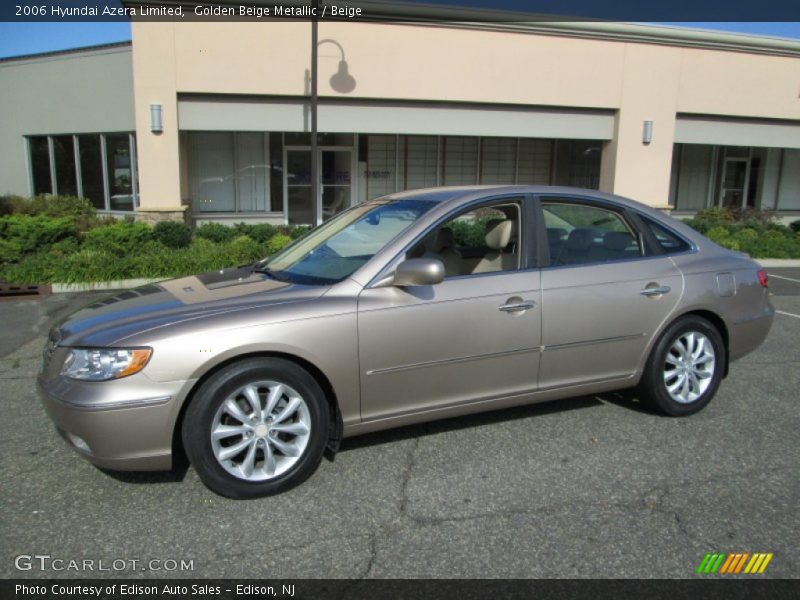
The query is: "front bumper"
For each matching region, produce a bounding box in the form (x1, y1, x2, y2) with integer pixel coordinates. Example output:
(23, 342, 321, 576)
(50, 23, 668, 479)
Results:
(37, 371, 195, 471)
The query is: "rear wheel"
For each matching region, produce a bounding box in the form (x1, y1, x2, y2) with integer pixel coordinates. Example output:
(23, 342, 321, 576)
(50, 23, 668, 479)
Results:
(182, 358, 329, 498)
(639, 315, 725, 416)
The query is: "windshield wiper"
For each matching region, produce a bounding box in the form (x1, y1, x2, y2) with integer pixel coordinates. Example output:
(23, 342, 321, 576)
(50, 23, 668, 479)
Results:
(251, 265, 290, 282)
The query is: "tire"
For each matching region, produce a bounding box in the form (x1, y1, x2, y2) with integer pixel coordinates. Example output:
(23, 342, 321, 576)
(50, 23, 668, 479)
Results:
(638, 315, 725, 417)
(182, 358, 329, 498)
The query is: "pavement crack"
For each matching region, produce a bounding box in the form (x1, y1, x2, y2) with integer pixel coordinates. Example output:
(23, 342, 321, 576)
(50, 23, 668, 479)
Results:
(398, 436, 421, 517)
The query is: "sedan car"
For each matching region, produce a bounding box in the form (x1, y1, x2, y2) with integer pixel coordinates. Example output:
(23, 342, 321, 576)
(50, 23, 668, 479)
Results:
(38, 186, 774, 498)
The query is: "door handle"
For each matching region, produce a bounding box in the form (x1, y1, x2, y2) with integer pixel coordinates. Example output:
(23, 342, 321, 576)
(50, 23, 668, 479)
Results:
(640, 285, 671, 297)
(498, 301, 536, 312)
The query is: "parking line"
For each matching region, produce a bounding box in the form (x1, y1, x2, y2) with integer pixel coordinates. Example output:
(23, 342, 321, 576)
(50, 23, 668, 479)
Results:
(776, 310, 800, 319)
(769, 274, 800, 284)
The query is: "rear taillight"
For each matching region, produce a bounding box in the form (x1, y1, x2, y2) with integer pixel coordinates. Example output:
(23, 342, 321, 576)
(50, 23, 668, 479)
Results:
(757, 269, 768, 288)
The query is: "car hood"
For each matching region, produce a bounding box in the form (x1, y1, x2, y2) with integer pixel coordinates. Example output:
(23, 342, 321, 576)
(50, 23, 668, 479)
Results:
(52, 267, 328, 347)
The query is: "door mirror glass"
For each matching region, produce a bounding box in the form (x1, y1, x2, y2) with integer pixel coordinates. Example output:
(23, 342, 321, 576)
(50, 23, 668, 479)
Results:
(392, 258, 444, 287)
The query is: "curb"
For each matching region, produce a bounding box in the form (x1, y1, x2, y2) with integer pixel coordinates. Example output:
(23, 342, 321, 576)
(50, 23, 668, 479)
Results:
(756, 259, 800, 268)
(51, 278, 167, 293)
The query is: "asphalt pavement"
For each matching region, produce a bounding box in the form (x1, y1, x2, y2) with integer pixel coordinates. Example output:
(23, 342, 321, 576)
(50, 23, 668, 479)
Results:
(1, 271, 798, 579)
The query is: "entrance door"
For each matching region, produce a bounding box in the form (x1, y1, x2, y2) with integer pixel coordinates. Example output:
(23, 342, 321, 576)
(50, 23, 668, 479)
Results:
(285, 148, 314, 225)
(284, 147, 353, 225)
(719, 158, 749, 209)
(320, 148, 352, 221)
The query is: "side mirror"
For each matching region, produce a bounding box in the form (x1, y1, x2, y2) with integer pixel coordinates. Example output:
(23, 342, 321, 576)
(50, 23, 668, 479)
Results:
(391, 258, 444, 287)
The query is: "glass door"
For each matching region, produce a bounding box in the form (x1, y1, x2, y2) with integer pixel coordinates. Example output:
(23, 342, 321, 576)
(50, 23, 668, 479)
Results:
(284, 148, 313, 225)
(719, 158, 749, 209)
(320, 148, 352, 221)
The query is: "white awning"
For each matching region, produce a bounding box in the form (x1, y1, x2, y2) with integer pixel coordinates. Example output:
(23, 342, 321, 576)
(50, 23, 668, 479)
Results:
(178, 97, 615, 140)
(675, 115, 800, 149)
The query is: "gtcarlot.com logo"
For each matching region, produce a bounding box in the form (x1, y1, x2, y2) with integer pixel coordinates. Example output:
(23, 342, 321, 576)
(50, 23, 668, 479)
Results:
(696, 552, 774, 575)
(14, 554, 194, 572)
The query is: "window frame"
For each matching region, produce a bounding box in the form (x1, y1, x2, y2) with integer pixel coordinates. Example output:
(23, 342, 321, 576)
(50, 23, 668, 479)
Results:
(534, 194, 657, 269)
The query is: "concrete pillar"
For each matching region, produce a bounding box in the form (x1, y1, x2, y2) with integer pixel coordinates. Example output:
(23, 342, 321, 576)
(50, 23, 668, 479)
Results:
(599, 44, 682, 209)
(131, 22, 185, 222)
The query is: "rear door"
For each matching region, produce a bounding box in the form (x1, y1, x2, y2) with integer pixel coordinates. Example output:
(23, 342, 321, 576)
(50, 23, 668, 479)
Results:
(538, 196, 683, 390)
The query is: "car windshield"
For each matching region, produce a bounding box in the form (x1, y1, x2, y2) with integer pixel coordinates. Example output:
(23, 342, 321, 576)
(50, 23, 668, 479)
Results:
(257, 199, 436, 285)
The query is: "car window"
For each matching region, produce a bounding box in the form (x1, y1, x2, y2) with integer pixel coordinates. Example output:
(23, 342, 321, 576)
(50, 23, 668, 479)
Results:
(541, 200, 641, 266)
(408, 199, 523, 278)
(640, 216, 692, 254)
(263, 199, 435, 285)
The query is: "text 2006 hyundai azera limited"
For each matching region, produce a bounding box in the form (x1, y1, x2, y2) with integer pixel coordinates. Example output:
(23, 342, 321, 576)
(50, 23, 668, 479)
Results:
(39, 186, 774, 498)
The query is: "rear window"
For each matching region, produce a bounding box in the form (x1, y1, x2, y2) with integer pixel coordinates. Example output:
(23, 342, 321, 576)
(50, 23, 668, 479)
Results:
(641, 217, 692, 254)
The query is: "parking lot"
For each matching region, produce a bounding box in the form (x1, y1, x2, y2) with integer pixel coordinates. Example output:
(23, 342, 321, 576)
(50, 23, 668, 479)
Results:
(1, 270, 798, 579)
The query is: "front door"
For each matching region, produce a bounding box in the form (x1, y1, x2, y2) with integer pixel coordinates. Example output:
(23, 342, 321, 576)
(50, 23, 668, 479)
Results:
(357, 196, 542, 422)
(719, 158, 749, 209)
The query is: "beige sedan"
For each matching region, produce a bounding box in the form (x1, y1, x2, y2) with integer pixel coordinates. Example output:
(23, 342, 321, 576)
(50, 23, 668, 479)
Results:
(39, 186, 774, 498)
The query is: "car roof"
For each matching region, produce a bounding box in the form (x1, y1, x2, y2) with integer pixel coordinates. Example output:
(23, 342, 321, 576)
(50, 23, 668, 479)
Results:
(381, 185, 653, 212)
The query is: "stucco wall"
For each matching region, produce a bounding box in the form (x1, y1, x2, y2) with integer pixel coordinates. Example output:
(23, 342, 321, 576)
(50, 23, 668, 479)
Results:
(131, 21, 800, 209)
(0, 45, 135, 196)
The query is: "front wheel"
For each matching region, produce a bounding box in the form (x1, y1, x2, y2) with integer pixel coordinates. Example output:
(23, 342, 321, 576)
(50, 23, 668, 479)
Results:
(182, 358, 329, 498)
(638, 315, 725, 416)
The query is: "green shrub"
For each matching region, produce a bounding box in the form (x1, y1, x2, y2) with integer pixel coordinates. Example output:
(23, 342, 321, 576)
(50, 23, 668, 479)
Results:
(153, 220, 192, 249)
(229, 235, 262, 264)
(83, 220, 153, 256)
(0, 194, 98, 230)
(0, 215, 77, 256)
(694, 206, 735, 225)
(196, 222, 235, 243)
(48, 237, 80, 258)
(0, 238, 23, 263)
(249, 223, 279, 243)
(790, 220, 800, 234)
(450, 219, 487, 247)
(266, 234, 292, 255)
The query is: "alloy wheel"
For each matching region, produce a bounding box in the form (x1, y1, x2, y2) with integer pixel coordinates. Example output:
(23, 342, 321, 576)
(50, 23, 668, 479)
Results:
(210, 380, 311, 481)
(662, 331, 716, 404)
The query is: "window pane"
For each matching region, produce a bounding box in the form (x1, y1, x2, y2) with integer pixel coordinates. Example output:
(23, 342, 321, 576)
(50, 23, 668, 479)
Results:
(235, 132, 267, 213)
(364, 135, 396, 199)
(672, 144, 713, 211)
(480, 138, 516, 185)
(542, 201, 640, 265)
(53, 136, 78, 196)
(398, 135, 438, 191)
(777, 149, 800, 210)
(517, 139, 552, 184)
(188, 132, 236, 213)
(409, 200, 523, 278)
(106, 134, 134, 211)
(553, 140, 601, 189)
(269, 132, 284, 212)
(641, 216, 691, 254)
(29, 136, 52, 195)
(442, 136, 478, 186)
(78, 135, 105, 210)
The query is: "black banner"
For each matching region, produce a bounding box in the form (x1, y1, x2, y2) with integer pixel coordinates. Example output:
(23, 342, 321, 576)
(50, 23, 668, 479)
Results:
(3, 579, 799, 600)
(2, 0, 800, 23)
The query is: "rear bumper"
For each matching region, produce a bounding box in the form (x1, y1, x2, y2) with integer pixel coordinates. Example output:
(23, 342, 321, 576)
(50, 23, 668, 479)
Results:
(37, 374, 194, 471)
(729, 307, 774, 362)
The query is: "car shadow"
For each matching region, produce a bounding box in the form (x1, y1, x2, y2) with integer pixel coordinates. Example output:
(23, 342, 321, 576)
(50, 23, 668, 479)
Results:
(97, 452, 190, 484)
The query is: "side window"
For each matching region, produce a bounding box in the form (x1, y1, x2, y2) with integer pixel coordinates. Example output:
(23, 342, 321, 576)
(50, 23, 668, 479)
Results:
(541, 200, 641, 266)
(408, 199, 523, 277)
(640, 216, 692, 255)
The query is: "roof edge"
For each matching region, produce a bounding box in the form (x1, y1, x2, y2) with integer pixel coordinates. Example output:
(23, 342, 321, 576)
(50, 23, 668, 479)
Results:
(0, 41, 132, 64)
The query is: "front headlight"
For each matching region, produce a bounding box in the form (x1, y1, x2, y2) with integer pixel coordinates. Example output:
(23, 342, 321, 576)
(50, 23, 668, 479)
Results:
(61, 348, 152, 381)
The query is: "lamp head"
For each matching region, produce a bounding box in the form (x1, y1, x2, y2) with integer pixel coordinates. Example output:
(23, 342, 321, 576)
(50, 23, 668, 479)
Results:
(330, 60, 356, 93)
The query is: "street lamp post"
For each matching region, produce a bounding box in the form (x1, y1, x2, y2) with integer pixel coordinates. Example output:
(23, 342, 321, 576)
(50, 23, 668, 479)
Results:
(310, 0, 319, 226)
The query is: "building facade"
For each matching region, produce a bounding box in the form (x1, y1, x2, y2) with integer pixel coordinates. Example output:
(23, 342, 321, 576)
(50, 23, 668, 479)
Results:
(2, 15, 799, 225)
